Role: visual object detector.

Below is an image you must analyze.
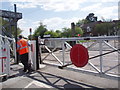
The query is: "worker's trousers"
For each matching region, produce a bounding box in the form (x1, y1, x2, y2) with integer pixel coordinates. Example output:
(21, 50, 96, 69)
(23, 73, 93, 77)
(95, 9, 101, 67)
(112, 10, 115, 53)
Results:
(20, 53, 31, 72)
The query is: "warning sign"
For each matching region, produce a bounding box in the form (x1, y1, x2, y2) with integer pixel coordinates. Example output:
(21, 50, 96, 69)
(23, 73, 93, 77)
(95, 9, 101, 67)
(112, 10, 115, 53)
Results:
(70, 44, 89, 67)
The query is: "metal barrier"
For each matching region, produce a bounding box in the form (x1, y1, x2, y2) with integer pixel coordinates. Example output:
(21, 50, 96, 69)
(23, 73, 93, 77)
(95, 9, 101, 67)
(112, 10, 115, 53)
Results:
(39, 36, 120, 80)
(0, 35, 15, 80)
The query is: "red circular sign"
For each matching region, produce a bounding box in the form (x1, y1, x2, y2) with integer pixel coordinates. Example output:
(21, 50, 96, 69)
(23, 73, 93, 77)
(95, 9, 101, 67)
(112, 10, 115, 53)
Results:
(70, 44, 89, 67)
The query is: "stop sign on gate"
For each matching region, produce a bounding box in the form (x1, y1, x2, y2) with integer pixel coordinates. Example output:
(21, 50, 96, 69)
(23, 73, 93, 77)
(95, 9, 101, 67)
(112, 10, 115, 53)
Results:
(70, 44, 89, 67)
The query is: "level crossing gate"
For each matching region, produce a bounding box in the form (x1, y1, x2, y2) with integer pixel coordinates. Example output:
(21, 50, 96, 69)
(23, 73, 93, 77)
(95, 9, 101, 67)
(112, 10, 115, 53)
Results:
(0, 35, 39, 81)
(0, 35, 119, 81)
(38, 36, 120, 80)
(0, 35, 16, 81)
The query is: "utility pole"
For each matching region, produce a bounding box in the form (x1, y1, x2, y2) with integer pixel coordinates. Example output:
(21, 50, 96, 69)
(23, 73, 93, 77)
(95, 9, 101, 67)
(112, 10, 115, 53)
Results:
(14, 4, 18, 64)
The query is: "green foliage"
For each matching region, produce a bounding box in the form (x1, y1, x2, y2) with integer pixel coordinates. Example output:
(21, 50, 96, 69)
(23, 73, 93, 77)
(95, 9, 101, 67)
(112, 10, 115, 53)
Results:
(0, 18, 9, 25)
(56, 30, 61, 34)
(0, 17, 22, 37)
(32, 21, 83, 38)
(55, 30, 62, 37)
(94, 22, 113, 36)
(75, 27, 83, 36)
(33, 22, 47, 38)
(76, 19, 88, 26)
(61, 27, 83, 37)
(61, 28, 72, 37)
(44, 30, 60, 38)
(114, 21, 120, 30)
(12, 27, 22, 37)
(114, 21, 120, 35)
(118, 22, 120, 29)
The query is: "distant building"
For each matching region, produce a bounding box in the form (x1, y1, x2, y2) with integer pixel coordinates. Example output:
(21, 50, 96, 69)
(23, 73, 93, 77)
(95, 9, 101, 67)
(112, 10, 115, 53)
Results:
(81, 20, 120, 36)
(81, 21, 102, 36)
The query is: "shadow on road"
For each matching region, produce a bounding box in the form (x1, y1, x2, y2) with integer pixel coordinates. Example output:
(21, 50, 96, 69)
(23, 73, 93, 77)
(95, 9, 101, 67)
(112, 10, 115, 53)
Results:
(26, 71, 104, 90)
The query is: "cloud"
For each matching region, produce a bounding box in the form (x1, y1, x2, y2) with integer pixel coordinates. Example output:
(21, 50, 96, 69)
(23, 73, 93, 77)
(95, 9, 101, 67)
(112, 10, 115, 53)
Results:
(18, 19, 26, 26)
(5, 0, 118, 36)
(6, 0, 119, 12)
(15, 2, 37, 8)
(18, 19, 36, 36)
(81, 3, 118, 20)
(100, 0, 119, 2)
(81, 3, 102, 12)
(95, 6, 118, 20)
(83, 0, 119, 2)
(8, 0, 87, 11)
(20, 17, 81, 36)
(34, 17, 81, 30)
(42, 17, 80, 30)
(7, 0, 119, 3)
(18, 20, 29, 36)
(40, 0, 87, 12)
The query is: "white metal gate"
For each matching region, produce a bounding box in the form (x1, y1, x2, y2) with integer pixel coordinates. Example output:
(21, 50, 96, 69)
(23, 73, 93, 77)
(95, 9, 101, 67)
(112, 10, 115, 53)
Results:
(39, 36, 120, 80)
(0, 35, 15, 79)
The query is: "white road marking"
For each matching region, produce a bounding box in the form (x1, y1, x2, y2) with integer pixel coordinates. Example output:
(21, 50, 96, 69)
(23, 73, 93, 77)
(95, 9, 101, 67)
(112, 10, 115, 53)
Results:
(24, 80, 53, 88)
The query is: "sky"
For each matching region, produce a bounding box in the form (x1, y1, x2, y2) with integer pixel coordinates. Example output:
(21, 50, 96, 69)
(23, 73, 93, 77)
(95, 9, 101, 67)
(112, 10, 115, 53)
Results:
(0, 0, 120, 37)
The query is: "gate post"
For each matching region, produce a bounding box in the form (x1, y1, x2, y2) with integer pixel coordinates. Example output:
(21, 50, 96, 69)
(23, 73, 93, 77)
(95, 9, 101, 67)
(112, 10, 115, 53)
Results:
(36, 36, 39, 70)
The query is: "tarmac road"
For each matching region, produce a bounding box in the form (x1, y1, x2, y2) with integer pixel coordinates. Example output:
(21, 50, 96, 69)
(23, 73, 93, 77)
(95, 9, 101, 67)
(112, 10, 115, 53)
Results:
(1, 62, 119, 89)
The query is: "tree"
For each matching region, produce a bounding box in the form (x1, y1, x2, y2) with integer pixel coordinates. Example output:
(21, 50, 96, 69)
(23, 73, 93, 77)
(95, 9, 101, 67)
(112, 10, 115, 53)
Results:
(61, 27, 83, 37)
(61, 28, 72, 37)
(44, 30, 60, 38)
(55, 30, 62, 37)
(12, 27, 22, 37)
(33, 22, 47, 38)
(94, 22, 113, 36)
(0, 17, 22, 37)
(75, 27, 83, 36)
(76, 19, 88, 27)
(86, 13, 97, 23)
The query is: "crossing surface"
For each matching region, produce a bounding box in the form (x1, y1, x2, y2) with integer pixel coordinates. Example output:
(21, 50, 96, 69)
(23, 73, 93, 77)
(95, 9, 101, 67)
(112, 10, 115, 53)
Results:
(1, 62, 119, 89)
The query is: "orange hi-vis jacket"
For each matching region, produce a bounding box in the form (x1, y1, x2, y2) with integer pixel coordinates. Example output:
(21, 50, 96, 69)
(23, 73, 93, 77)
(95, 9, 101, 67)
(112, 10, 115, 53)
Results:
(17, 39, 29, 55)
